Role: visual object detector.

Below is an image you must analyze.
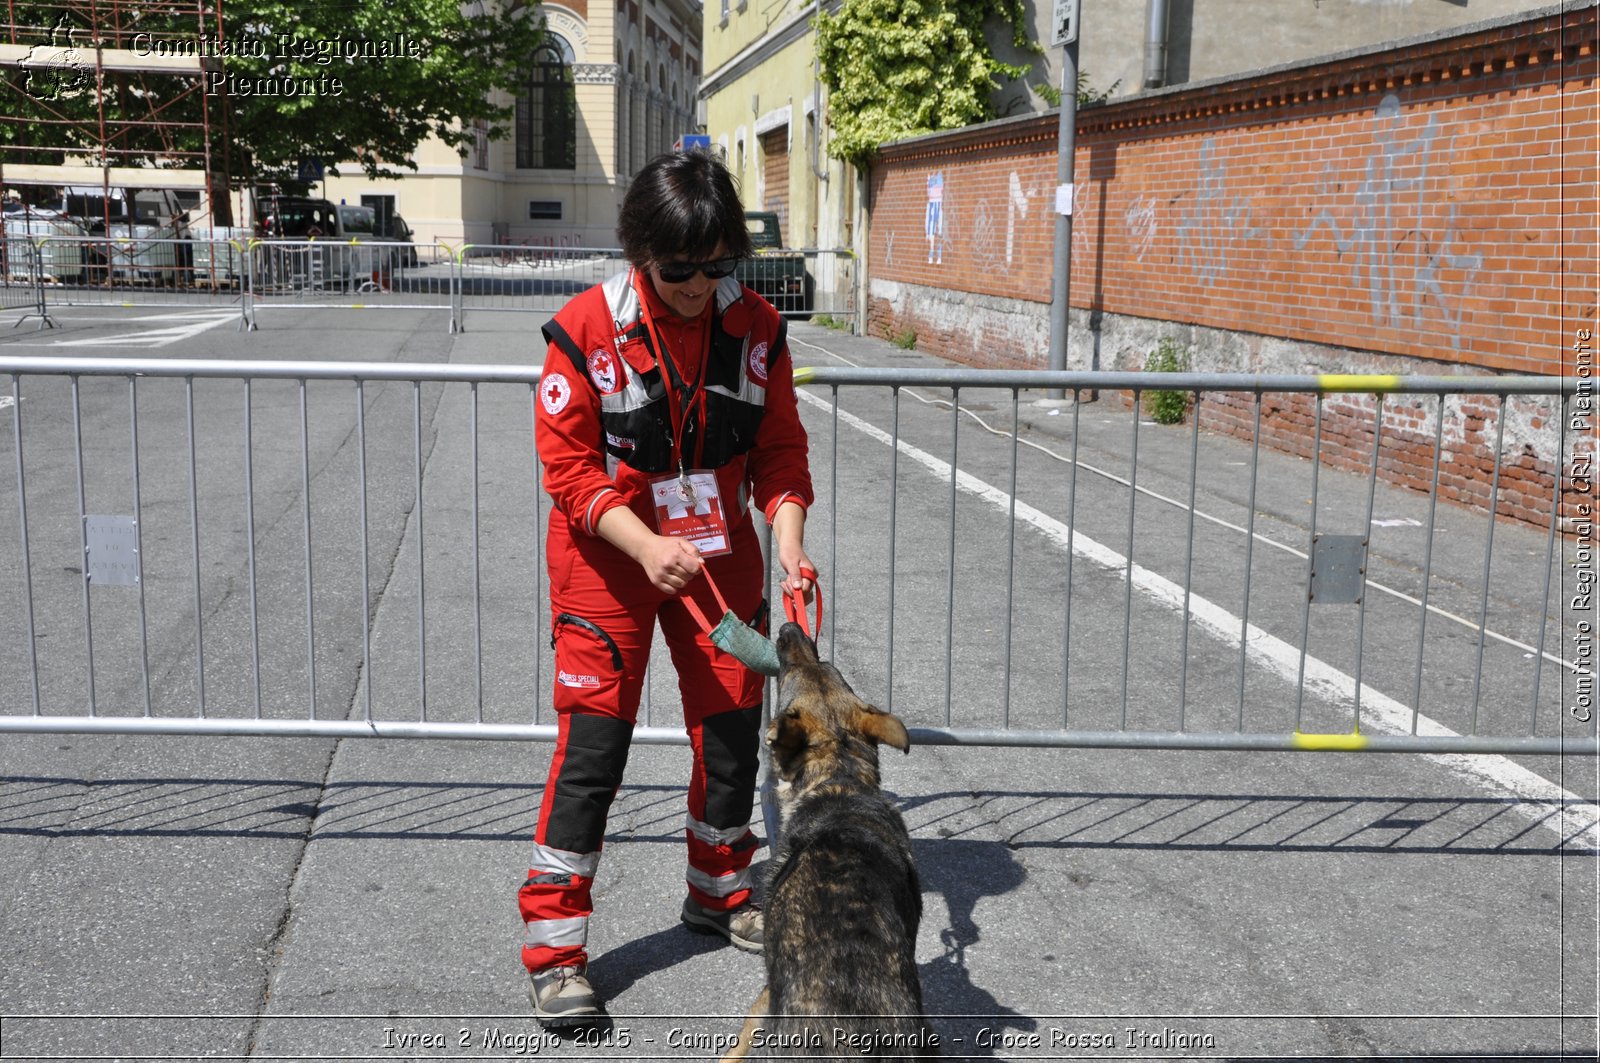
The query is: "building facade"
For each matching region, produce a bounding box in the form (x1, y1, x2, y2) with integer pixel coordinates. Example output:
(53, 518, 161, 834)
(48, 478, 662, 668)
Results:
(701, 1, 836, 249)
(323, 0, 702, 250)
(699, 0, 856, 319)
(697, 2, 1561, 309)
(991, 0, 1560, 115)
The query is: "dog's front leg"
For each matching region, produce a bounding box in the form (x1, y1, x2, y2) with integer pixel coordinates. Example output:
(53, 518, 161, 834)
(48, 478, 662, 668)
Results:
(719, 985, 769, 1063)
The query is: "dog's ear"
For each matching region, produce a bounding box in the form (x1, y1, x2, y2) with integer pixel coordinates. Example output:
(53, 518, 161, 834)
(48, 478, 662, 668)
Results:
(852, 706, 911, 754)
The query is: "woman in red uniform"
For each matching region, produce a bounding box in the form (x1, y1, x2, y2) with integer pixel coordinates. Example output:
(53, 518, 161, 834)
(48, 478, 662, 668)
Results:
(520, 149, 814, 1027)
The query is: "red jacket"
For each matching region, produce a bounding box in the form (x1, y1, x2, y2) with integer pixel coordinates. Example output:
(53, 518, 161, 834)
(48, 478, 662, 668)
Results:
(536, 269, 812, 541)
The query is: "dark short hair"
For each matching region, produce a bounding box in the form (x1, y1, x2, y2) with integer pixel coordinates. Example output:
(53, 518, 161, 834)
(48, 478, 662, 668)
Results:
(616, 149, 753, 269)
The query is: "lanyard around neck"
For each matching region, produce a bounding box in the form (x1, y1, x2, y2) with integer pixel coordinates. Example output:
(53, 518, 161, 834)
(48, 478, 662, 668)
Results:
(634, 270, 713, 474)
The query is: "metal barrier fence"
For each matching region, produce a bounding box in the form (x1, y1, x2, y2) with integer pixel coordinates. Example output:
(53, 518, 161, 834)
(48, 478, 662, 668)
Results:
(242, 239, 454, 328)
(18, 236, 250, 312)
(453, 244, 625, 325)
(0, 237, 52, 329)
(0, 357, 1590, 756)
(449, 245, 855, 328)
(15, 238, 857, 332)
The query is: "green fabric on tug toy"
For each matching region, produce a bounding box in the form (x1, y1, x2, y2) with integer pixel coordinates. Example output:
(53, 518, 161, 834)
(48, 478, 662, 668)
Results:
(682, 565, 820, 678)
(708, 612, 780, 676)
(679, 568, 780, 677)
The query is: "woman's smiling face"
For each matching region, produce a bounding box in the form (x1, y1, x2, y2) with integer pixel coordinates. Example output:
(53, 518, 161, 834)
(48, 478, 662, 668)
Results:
(647, 242, 729, 319)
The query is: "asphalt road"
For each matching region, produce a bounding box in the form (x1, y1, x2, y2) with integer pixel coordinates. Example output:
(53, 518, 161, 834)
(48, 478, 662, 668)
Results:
(0, 305, 1594, 1062)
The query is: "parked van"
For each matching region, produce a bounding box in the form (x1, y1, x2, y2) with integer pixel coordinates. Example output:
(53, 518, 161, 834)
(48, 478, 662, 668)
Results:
(254, 196, 398, 286)
(377, 212, 419, 267)
(334, 203, 378, 238)
(256, 196, 338, 239)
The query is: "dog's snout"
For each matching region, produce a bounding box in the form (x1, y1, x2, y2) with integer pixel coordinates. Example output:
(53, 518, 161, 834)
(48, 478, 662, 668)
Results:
(775, 621, 816, 663)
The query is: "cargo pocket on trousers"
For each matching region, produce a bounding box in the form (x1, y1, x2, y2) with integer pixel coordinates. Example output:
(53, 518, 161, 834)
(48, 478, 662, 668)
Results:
(550, 613, 625, 707)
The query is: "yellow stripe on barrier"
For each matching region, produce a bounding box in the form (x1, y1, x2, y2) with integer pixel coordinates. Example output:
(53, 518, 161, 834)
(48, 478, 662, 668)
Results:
(1318, 374, 1402, 393)
(793, 366, 817, 385)
(1292, 730, 1369, 751)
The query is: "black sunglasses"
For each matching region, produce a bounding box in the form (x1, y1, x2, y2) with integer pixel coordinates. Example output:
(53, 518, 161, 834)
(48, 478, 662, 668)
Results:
(655, 256, 741, 283)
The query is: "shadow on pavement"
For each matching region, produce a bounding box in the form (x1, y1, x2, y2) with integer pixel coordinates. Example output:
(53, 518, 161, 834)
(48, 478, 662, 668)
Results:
(2, 777, 1591, 855)
(915, 836, 1036, 1055)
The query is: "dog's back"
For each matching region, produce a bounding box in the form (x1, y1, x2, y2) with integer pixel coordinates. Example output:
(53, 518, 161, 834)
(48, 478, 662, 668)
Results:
(760, 791, 933, 1057)
(750, 623, 938, 1060)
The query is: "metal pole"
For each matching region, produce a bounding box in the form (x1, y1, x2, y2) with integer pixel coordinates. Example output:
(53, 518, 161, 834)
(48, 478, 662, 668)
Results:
(1046, 39, 1079, 399)
(1143, 0, 1171, 90)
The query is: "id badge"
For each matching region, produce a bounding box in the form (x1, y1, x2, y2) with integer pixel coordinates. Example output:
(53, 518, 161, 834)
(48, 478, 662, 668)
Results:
(650, 470, 732, 557)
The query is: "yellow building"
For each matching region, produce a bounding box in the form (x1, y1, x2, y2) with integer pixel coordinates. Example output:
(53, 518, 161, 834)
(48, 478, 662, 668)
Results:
(323, 0, 703, 251)
(699, 0, 856, 312)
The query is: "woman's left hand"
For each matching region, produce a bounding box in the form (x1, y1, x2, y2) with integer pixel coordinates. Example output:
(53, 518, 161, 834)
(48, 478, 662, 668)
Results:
(779, 550, 816, 601)
(771, 500, 814, 602)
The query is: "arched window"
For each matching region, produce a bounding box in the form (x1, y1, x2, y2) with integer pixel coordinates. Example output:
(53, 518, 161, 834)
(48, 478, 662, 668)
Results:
(516, 35, 576, 170)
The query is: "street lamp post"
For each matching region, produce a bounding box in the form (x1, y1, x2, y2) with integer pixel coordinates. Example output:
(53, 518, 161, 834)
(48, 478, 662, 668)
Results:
(1046, 0, 1081, 400)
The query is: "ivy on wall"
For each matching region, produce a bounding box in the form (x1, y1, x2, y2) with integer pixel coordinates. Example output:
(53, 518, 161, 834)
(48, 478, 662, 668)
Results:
(815, 0, 1032, 165)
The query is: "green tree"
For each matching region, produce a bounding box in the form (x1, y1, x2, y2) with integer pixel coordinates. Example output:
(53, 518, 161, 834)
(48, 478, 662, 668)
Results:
(220, 0, 546, 181)
(2, 1, 546, 192)
(814, 0, 1031, 166)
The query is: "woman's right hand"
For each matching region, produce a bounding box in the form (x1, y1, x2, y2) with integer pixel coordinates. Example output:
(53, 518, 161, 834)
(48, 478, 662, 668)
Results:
(636, 534, 704, 595)
(596, 506, 703, 594)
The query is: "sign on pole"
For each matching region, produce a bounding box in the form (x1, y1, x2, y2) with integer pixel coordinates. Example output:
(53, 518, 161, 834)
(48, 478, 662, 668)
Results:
(84, 515, 140, 586)
(1051, 0, 1081, 47)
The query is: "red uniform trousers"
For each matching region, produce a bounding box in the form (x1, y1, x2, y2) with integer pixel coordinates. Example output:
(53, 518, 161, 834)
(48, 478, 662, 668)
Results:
(517, 511, 766, 973)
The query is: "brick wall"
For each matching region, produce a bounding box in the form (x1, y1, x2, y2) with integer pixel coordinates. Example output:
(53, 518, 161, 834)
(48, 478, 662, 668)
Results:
(867, 4, 1594, 375)
(863, 3, 1596, 527)
(1191, 388, 1576, 530)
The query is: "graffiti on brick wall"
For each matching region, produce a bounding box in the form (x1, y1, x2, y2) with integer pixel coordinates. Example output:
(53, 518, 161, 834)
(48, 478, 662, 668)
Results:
(926, 172, 945, 265)
(1124, 196, 1159, 261)
(883, 168, 1048, 274)
(1173, 138, 1268, 284)
(971, 184, 997, 271)
(1007, 172, 1033, 266)
(972, 197, 998, 270)
(1068, 182, 1092, 258)
(972, 171, 1037, 270)
(1293, 93, 1484, 348)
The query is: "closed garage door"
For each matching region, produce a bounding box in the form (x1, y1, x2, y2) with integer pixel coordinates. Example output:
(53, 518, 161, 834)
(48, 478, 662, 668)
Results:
(759, 127, 789, 244)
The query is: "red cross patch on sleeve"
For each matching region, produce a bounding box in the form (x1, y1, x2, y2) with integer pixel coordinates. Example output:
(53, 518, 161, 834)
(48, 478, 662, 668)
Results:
(747, 341, 769, 385)
(540, 373, 572, 415)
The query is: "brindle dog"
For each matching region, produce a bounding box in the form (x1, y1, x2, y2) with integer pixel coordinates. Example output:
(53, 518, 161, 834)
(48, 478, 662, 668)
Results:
(722, 622, 938, 1061)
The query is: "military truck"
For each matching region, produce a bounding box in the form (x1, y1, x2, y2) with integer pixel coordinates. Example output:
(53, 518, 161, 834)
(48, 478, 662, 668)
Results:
(737, 211, 811, 317)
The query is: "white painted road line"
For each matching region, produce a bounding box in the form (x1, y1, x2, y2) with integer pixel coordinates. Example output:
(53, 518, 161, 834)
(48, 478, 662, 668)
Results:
(6, 310, 237, 349)
(795, 385, 1599, 850)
